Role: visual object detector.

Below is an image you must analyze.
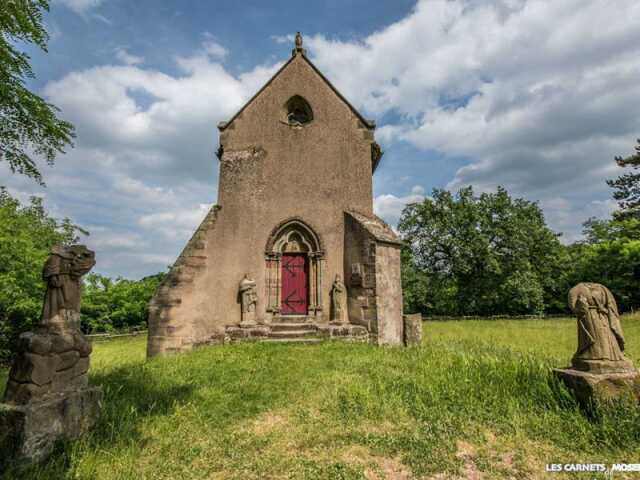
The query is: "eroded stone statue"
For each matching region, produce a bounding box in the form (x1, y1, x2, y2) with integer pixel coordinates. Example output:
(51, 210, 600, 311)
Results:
(42, 244, 96, 331)
(239, 274, 258, 326)
(554, 282, 639, 408)
(1, 245, 102, 468)
(568, 282, 634, 373)
(331, 274, 348, 324)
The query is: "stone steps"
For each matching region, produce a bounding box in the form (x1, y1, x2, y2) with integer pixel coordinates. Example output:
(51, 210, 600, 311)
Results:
(273, 315, 315, 324)
(262, 338, 323, 344)
(268, 329, 319, 339)
(270, 323, 318, 333)
(225, 322, 369, 345)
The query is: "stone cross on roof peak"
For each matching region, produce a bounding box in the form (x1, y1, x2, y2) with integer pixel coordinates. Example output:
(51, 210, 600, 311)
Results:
(292, 31, 306, 56)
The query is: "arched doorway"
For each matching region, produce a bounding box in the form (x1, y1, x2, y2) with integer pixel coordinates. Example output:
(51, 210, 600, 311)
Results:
(280, 233, 309, 315)
(265, 218, 324, 321)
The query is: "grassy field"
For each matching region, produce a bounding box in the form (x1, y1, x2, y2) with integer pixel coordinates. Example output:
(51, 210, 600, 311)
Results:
(2, 317, 640, 479)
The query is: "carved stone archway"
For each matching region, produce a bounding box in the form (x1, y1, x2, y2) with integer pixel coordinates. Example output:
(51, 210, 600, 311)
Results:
(265, 218, 324, 322)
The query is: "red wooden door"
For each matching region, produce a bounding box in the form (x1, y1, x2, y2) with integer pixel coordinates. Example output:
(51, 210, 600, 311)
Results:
(281, 253, 308, 315)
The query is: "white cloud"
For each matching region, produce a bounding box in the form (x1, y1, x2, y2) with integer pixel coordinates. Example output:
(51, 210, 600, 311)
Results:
(114, 48, 144, 66)
(8, 1, 640, 278)
(138, 254, 175, 266)
(375, 124, 410, 146)
(42, 42, 281, 184)
(541, 196, 618, 244)
(138, 204, 212, 241)
(87, 232, 146, 250)
(305, 0, 640, 238)
(374, 186, 426, 226)
(57, 0, 103, 14)
(202, 41, 228, 60)
(2, 41, 280, 279)
(199, 33, 229, 60)
(271, 34, 294, 45)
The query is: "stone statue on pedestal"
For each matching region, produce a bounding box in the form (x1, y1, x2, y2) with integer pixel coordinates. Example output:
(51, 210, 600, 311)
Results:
(554, 282, 639, 408)
(41, 245, 96, 331)
(1, 245, 102, 469)
(239, 274, 258, 326)
(331, 274, 348, 324)
(568, 282, 634, 373)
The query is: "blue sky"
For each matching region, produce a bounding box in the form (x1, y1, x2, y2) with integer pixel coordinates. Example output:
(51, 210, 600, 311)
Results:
(28, 1, 416, 85)
(4, 0, 640, 279)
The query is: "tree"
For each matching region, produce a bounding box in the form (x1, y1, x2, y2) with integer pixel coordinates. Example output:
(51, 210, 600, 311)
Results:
(568, 141, 640, 312)
(607, 139, 640, 221)
(567, 217, 640, 312)
(81, 273, 165, 333)
(581, 216, 640, 245)
(400, 247, 431, 315)
(398, 186, 567, 315)
(1, 0, 74, 184)
(0, 188, 85, 363)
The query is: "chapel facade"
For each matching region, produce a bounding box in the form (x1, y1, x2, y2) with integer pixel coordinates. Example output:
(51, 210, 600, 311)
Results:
(147, 34, 404, 357)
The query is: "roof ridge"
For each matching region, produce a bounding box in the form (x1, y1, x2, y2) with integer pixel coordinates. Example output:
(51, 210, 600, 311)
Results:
(218, 37, 375, 132)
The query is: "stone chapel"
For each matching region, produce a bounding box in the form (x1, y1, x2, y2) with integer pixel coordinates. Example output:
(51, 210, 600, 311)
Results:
(147, 34, 404, 357)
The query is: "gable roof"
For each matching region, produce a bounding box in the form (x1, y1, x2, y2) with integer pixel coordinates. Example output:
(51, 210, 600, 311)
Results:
(218, 50, 375, 132)
(345, 211, 403, 246)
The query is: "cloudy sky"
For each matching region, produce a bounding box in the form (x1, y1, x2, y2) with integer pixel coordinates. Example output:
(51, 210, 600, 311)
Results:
(3, 0, 640, 279)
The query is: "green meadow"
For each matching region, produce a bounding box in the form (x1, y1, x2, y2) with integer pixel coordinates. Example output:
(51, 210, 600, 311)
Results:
(2, 317, 640, 479)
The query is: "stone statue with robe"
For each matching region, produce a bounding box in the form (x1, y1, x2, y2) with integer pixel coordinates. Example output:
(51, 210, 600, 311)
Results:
(331, 274, 348, 324)
(568, 282, 635, 374)
(41, 245, 96, 331)
(239, 274, 257, 326)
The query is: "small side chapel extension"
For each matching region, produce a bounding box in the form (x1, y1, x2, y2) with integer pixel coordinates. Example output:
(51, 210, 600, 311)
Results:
(147, 34, 404, 357)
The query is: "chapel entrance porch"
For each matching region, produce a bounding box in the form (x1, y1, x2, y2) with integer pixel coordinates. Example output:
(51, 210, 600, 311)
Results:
(264, 218, 324, 323)
(226, 216, 372, 341)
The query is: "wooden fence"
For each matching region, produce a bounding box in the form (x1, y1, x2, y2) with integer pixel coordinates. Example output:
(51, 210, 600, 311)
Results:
(87, 329, 147, 341)
(422, 314, 569, 321)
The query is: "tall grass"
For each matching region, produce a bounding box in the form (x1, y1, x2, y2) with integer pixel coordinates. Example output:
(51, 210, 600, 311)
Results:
(2, 316, 640, 479)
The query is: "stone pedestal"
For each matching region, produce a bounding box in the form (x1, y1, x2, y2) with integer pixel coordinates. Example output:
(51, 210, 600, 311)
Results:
(0, 387, 102, 469)
(1, 328, 102, 469)
(403, 313, 423, 347)
(4, 329, 94, 404)
(554, 368, 640, 408)
(571, 358, 636, 374)
(239, 310, 257, 328)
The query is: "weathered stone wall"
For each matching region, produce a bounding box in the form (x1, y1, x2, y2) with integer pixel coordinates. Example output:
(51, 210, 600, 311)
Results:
(374, 243, 404, 345)
(344, 211, 404, 345)
(148, 53, 377, 356)
(344, 213, 377, 330)
(147, 206, 222, 356)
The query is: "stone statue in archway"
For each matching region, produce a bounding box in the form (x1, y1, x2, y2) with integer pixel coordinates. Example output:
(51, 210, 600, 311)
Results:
(239, 274, 257, 326)
(331, 274, 347, 324)
(568, 282, 634, 373)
